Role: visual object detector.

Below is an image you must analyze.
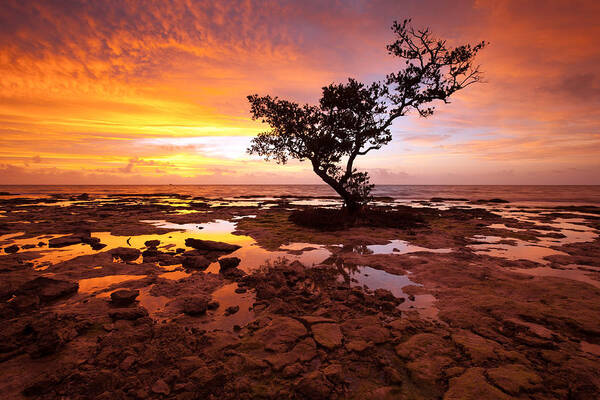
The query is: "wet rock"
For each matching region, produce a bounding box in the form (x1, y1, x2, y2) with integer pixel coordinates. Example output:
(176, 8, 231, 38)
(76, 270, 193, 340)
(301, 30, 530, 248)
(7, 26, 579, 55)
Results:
(283, 363, 303, 377)
(346, 339, 370, 352)
(296, 370, 332, 400)
(486, 364, 542, 395)
(182, 296, 209, 315)
(222, 268, 246, 279)
(151, 379, 170, 396)
(28, 330, 63, 358)
(444, 368, 512, 400)
(341, 316, 390, 344)
(17, 277, 78, 303)
(296, 315, 336, 325)
(452, 330, 502, 363)
(185, 238, 240, 252)
(254, 316, 308, 352)
(311, 322, 343, 349)
(10, 294, 40, 311)
(48, 234, 86, 248)
(91, 242, 107, 250)
(374, 288, 396, 302)
(4, 244, 19, 254)
(293, 337, 318, 362)
(323, 363, 343, 384)
(182, 255, 211, 270)
(109, 307, 148, 320)
(110, 289, 139, 306)
(218, 257, 241, 270)
(395, 333, 456, 387)
(225, 305, 239, 315)
(110, 247, 141, 262)
(120, 355, 137, 370)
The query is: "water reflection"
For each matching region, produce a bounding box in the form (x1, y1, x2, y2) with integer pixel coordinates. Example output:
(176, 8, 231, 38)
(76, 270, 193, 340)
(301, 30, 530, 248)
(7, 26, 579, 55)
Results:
(200, 283, 256, 331)
(469, 235, 568, 264)
(337, 264, 439, 320)
(510, 265, 600, 289)
(365, 240, 452, 255)
(78, 274, 146, 294)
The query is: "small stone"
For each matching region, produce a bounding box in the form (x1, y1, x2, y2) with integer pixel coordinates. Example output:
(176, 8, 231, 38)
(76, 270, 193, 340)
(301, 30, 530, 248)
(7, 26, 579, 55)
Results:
(110, 289, 139, 306)
(296, 370, 331, 400)
(323, 363, 343, 383)
(48, 235, 84, 248)
(234, 287, 247, 294)
(283, 363, 303, 377)
(207, 301, 220, 310)
(151, 379, 170, 396)
(182, 296, 209, 315)
(346, 339, 370, 352)
(182, 255, 211, 270)
(4, 244, 19, 254)
(218, 257, 241, 270)
(145, 240, 160, 248)
(225, 305, 240, 315)
(110, 247, 141, 262)
(120, 355, 136, 370)
(185, 238, 240, 252)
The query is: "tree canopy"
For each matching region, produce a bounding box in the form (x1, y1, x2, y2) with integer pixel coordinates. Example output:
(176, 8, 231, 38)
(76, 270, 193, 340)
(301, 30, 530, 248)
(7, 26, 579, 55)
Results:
(248, 19, 486, 212)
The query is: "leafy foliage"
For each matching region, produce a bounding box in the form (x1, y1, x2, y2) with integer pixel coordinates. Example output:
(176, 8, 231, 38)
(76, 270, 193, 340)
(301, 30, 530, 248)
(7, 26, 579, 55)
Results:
(248, 19, 486, 212)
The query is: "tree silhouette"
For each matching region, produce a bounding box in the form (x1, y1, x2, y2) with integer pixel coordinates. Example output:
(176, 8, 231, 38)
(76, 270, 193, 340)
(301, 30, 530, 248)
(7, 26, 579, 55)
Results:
(247, 19, 486, 213)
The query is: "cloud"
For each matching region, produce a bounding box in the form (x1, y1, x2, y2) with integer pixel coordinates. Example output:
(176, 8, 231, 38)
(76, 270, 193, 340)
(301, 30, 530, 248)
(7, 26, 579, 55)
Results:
(0, 0, 599, 184)
(402, 134, 450, 145)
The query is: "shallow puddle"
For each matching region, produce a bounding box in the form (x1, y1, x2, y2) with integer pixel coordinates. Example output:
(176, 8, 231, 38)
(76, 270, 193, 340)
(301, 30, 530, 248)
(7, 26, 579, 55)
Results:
(78, 274, 147, 294)
(200, 283, 256, 331)
(159, 270, 192, 280)
(338, 265, 439, 320)
(137, 285, 172, 319)
(469, 235, 568, 264)
(365, 240, 452, 255)
(510, 266, 600, 289)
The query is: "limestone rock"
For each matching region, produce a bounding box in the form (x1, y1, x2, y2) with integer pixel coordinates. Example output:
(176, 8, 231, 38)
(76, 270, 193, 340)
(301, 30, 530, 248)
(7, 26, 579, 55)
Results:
(444, 368, 512, 400)
(182, 255, 211, 270)
(151, 379, 170, 396)
(17, 277, 78, 303)
(311, 322, 343, 349)
(185, 238, 240, 252)
(110, 289, 139, 306)
(182, 296, 209, 315)
(218, 257, 241, 270)
(486, 364, 542, 395)
(110, 247, 141, 262)
(254, 316, 307, 352)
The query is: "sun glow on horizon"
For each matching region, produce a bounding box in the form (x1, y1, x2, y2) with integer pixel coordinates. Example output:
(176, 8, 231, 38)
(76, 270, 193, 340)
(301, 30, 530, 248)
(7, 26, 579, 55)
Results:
(1, 0, 599, 185)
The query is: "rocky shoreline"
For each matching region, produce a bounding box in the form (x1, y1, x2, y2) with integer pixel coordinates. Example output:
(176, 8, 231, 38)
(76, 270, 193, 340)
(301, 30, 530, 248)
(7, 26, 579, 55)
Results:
(0, 194, 599, 399)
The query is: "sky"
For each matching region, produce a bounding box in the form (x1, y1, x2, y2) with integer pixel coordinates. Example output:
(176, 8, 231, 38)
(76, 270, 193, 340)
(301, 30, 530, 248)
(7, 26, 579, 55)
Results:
(1, 0, 599, 185)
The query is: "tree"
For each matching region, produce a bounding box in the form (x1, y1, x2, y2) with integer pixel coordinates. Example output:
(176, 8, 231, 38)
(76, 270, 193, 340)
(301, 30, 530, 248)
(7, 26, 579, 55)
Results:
(247, 19, 486, 213)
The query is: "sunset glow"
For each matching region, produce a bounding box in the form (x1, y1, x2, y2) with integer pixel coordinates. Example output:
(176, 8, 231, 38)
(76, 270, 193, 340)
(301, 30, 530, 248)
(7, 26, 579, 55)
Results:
(1, 0, 599, 184)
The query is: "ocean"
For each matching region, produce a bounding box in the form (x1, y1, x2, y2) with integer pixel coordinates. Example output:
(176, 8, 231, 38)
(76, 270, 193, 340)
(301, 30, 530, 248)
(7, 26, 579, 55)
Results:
(1, 185, 599, 206)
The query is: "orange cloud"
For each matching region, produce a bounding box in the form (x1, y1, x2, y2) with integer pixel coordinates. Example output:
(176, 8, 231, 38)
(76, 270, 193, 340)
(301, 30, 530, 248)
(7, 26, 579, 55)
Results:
(0, 0, 598, 184)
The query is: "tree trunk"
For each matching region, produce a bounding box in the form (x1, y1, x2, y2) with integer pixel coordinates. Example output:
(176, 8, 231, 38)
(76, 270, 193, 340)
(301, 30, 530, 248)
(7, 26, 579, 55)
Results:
(313, 167, 361, 215)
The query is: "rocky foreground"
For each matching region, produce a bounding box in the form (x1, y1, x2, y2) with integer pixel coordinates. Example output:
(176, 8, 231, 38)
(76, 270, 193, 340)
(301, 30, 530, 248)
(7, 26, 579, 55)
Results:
(0, 194, 599, 399)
